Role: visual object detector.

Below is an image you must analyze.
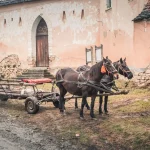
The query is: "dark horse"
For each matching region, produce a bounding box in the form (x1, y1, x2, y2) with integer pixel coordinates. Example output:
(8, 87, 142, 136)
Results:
(99, 57, 133, 115)
(55, 57, 118, 119)
(75, 58, 133, 115)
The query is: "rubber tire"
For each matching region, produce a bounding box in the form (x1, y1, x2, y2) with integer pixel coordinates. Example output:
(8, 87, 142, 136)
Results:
(25, 97, 39, 114)
(0, 95, 9, 101)
(53, 93, 60, 108)
(0, 98, 8, 101)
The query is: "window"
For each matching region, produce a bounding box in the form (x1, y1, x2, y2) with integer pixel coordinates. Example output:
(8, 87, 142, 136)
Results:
(19, 17, 22, 26)
(73, 10, 75, 15)
(95, 45, 103, 63)
(4, 19, 6, 26)
(81, 9, 84, 19)
(62, 11, 66, 23)
(106, 0, 111, 9)
(85, 47, 93, 65)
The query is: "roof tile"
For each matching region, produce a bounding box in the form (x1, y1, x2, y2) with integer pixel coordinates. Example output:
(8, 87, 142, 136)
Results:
(133, 0, 150, 22)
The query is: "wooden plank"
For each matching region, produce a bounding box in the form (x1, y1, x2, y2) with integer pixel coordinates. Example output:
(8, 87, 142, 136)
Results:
(65, 90, 129, 101)
(0, 83, 36, 86)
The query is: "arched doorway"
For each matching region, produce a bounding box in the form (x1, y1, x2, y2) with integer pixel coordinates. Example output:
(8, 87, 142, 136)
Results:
(36, 18, 49, 67)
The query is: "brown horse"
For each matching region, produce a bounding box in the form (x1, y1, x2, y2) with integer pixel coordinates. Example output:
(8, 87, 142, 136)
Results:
(55, 57, 118, 119)
(75, 58, 133, 115)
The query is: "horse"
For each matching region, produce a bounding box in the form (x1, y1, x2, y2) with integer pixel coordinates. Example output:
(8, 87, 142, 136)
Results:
(55, 57, 119, 119)
(75, 58, 133, 115)
(99, 57, 133, 115)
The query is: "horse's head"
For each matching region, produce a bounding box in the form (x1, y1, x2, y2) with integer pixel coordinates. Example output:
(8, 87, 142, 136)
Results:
(114, 58, 133, 79)
(103, 56, 119, 80)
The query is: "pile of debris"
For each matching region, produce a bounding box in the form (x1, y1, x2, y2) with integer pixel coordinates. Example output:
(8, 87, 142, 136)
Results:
(0, 54, 24, 79)
(136, 64, 150, 87)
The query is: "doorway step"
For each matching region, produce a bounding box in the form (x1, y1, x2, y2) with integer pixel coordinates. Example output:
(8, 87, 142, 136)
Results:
(16, 67, 54, 79)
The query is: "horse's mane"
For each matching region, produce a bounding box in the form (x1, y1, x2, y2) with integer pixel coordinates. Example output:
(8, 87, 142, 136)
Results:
(89, 61, 103, 79)
(77, 65, 90, 72)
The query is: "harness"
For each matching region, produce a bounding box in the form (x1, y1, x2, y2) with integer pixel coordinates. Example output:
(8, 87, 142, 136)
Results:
(103, 62, 117, 77)
(114, 62, 132, 87)
(115, 62, 131, 77)
(77, 72, 87, 88)
(56, 61, 118, 93)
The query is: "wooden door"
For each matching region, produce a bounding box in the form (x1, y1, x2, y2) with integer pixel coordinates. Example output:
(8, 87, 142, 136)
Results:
(36, 19, 49, 67)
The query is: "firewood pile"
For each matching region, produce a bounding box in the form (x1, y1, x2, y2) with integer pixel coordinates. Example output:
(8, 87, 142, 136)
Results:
(0, 54, 25, 79)
(136, 64, 150, 86)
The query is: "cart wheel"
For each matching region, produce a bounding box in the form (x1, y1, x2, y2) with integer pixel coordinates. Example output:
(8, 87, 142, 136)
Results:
(0, 98, 8, 101)
(0, 95, 8, 101)
(53, 93, 60, 108)
(25, 97, 39, 114)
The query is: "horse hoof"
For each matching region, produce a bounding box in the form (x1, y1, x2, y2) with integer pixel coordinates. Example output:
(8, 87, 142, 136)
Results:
(80, 117, 84, 120)
(99, 111, 103, 115)
(92, 117, 97, 120)
(87, 108, 91, 110)
(105, 112, 109, 115)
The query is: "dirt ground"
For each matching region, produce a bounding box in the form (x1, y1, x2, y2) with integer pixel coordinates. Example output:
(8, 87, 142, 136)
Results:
(0, 80, 150, 150)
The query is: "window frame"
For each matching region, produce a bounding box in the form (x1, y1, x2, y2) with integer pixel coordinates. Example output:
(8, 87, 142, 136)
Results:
(106, 0, 111, 9)
(85, 47, 93, 65)
(95, 45, 103, 63)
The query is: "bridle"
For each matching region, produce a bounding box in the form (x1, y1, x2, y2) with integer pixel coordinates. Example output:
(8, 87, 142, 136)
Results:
(103, 62, 118, 76)
(114, 62, 131, 77)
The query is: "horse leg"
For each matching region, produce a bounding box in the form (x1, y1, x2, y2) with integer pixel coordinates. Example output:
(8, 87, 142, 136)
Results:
(59, 85, 67, 114)
(99, 92, 103, 115)
(85, 100, 90, 110)
(75, 98, 78, 109)
(104, 96, 109, 114)
(90, 95, 96, 118)
(80, 96, 86, 119)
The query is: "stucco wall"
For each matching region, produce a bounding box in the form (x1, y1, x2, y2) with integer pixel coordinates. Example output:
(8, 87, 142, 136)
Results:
(99, 0, 148, 68)
(0, 0, 100, 69)
(134, 21, 150, 68)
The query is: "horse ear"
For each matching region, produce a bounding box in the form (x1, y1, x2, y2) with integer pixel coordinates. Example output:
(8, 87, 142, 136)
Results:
(124, 57, 126, 61)
(120, 58, 123, 63)
(106, 56, 108, 59)
(103, 57, 106, 62)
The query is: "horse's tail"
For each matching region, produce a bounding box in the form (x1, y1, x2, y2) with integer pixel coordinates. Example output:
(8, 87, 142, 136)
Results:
(55, 69, 65, 87)
(55, 69, 63, 81)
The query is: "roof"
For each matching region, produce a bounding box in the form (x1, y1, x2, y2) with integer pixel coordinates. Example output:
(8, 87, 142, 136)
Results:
(133, 1, 150, 22)
(0, 0, 34, 6)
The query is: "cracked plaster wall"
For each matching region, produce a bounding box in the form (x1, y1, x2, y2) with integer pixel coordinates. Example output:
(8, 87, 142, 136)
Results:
(0, 0, 100, 69)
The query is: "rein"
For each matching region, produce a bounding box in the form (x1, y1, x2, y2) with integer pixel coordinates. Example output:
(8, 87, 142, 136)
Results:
(103, 63, 117, 76)
(114, 61, 132, 88)
(114, 62, 131, 77)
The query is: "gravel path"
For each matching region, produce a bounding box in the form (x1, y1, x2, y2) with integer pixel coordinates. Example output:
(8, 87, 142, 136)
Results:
(0, 111, 77, 150)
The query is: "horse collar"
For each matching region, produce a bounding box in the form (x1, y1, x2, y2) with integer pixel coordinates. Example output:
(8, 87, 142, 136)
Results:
(78, 72, 87, 82)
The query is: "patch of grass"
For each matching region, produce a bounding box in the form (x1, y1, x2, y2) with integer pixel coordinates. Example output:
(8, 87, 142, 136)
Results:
(99, 118, 150, 149)
(133, 133, 150, 150)
(112, 124, 124, 132)
(131, 88, 150, 95)
(60, 126, 91, 145)
(116, 99, 150, 113)
(138, 117, 150, 126)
